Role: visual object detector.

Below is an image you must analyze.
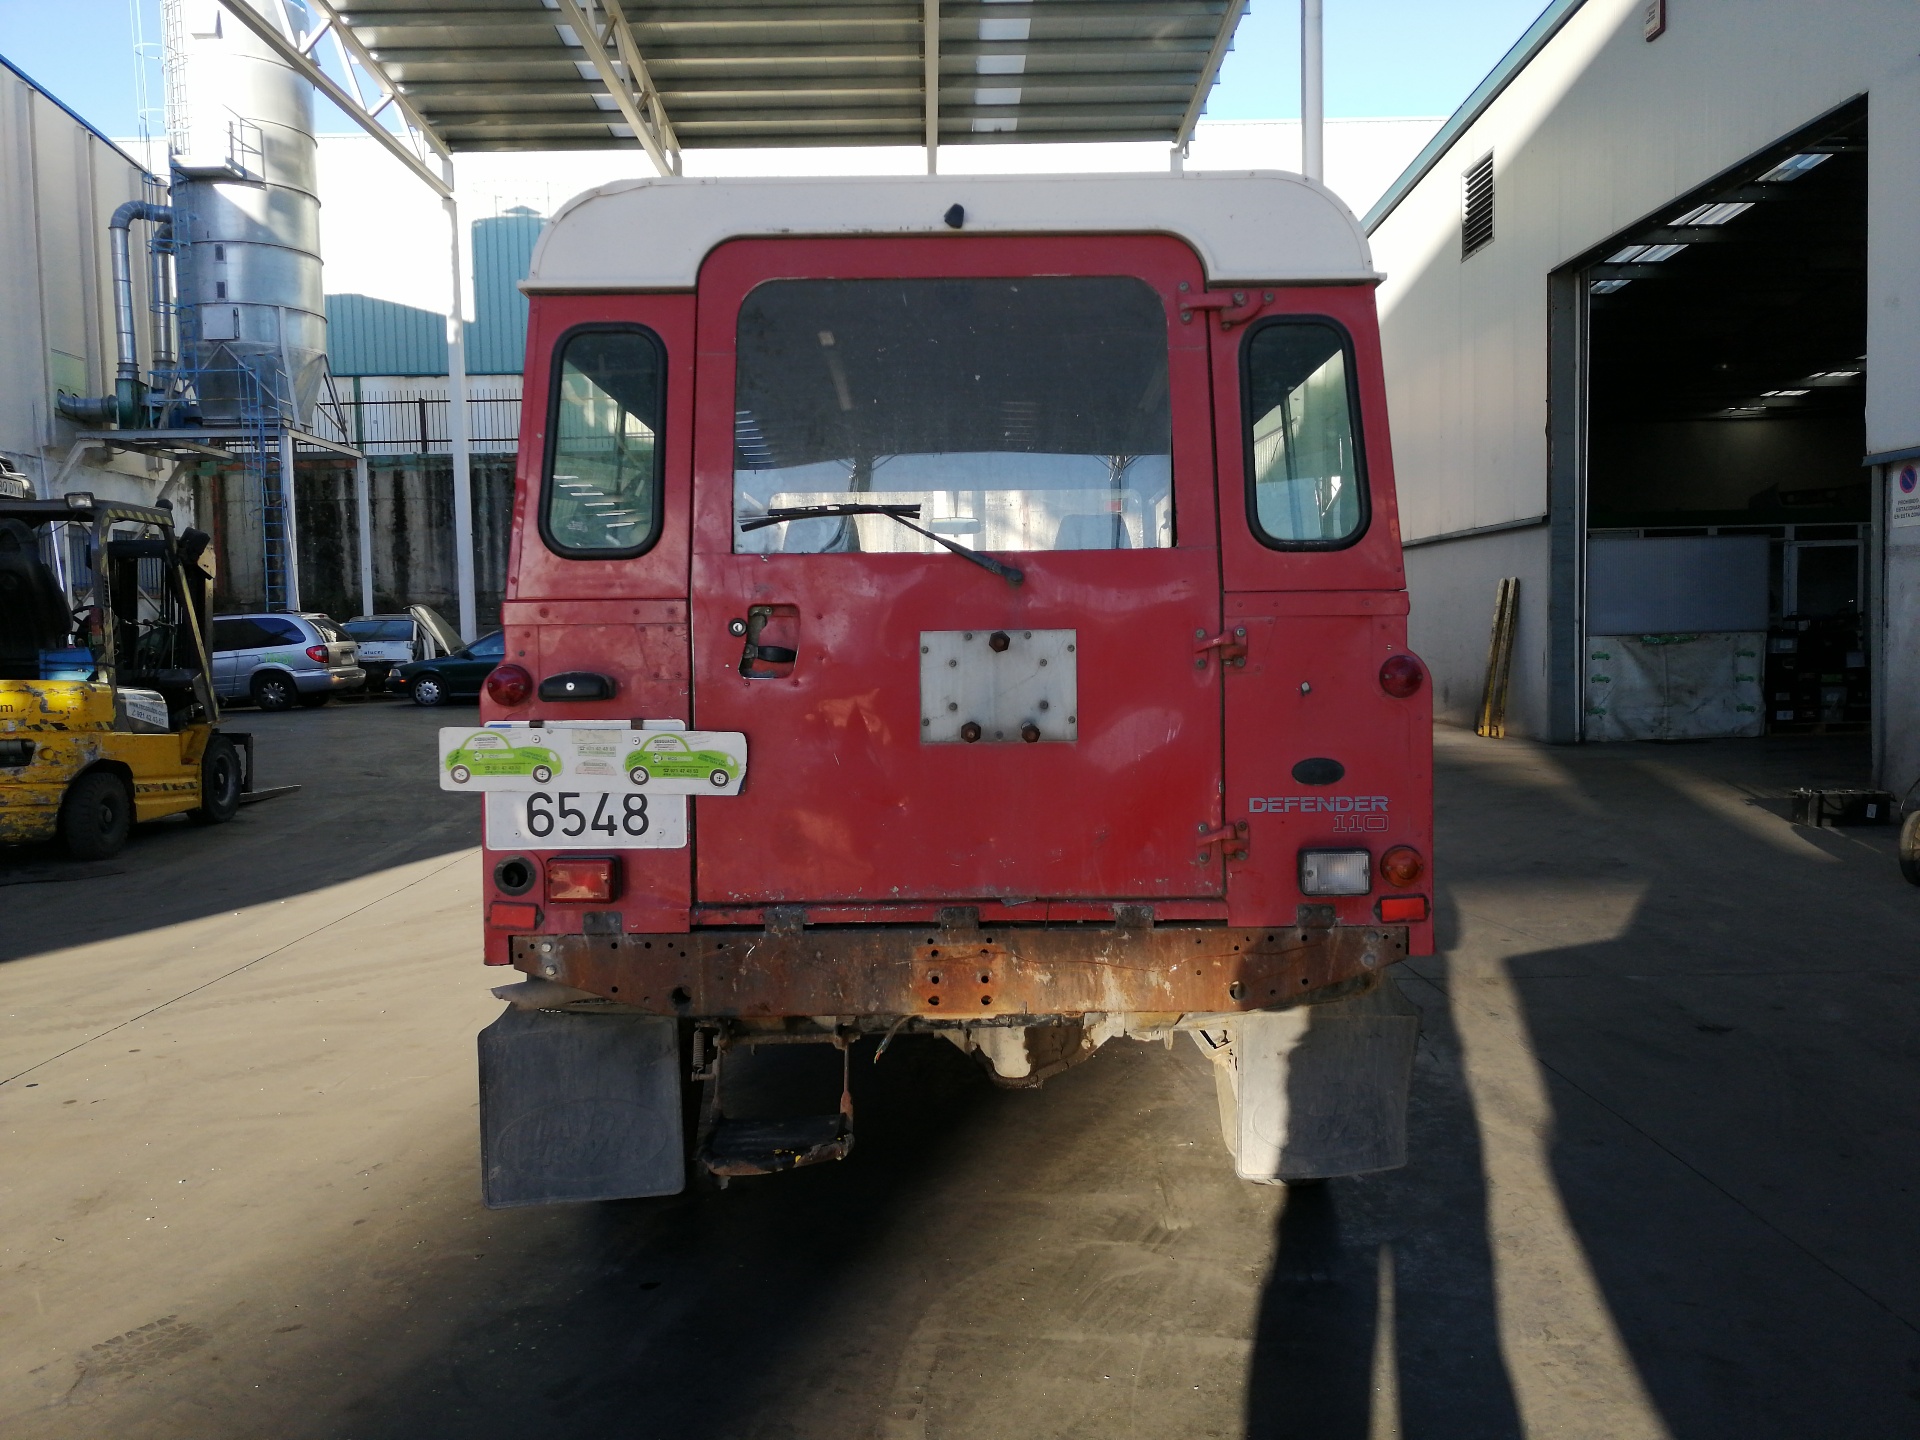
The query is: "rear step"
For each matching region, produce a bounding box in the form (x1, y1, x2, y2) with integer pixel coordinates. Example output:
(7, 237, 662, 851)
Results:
(700, 1114, 853, 1176)
(696, 1035, 855, 1179)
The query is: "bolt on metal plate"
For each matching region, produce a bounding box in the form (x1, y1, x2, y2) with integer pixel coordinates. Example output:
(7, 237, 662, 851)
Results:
(920, 628, 1078, 744)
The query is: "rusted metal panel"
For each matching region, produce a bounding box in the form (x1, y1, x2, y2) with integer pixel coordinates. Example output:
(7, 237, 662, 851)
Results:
(511, 921, 1406, 1018)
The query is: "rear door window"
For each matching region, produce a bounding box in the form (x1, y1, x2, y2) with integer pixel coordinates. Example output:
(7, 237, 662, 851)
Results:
(210, 618, 256, 651)
(468, 633, 505, 661)
(1242, 319, 1368, 548)
(541, 327, 666, 556)
(732, 277, 1172, 555)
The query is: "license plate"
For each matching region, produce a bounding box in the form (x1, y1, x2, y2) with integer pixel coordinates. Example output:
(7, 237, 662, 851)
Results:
(483, 791, 687, 849)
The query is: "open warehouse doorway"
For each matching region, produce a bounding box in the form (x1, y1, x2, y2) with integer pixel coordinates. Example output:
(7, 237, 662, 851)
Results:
(1570, 101, 1869, 742)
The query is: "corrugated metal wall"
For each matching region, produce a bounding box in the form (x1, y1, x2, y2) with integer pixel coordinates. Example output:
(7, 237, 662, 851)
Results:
(323, 294, 447, 376)
(326, 207, 543, 378)
(468, 208, 542, 375)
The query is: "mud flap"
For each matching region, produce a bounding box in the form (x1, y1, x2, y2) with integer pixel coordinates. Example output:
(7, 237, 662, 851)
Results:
(1202, 977, 1420, 1183)
(478, 1006, 685, 1207)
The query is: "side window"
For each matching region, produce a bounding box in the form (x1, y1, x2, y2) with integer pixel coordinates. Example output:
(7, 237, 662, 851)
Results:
(469, 633, 505, 661)
(541, 326, 666, 556)
(1243, 319, 1368, 548)
(210, 619, 250, 650)
(257, 617, 306, 645)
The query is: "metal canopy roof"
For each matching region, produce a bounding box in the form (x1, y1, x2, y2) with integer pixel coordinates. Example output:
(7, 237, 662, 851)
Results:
(329, 0, 1245, 162)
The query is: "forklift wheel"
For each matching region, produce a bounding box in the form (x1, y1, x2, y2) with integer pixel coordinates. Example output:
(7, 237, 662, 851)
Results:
(191, 735, 243, 826)
(59, 770, 132, 861)
(1900, 810, 1920, 887)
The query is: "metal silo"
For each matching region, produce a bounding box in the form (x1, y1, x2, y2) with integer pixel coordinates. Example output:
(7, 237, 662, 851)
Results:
(166, 0, 325, 428)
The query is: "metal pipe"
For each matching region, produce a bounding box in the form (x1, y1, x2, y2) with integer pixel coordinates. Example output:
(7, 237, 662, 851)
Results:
(147, 222, 176, 373)
(109, 201, 173, 384)
(355, 453, 373, 618)
(1300, 0, 1323, 183)
(923, 0, 939, 174)
(279, 425, 302, 610)
(445, 194, 477, 642)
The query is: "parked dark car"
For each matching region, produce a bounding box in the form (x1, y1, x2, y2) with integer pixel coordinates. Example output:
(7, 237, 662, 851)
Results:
(342, 605, 462, 693)
(391, 630, 505, 706)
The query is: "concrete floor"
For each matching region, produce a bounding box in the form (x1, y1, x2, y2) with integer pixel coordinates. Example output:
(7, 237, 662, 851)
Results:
(1, 704, 1915, 1439)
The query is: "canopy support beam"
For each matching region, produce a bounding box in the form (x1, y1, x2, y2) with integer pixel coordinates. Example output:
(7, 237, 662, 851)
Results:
(1174, 0, 1247, 152)
(553, 0, 681, 177)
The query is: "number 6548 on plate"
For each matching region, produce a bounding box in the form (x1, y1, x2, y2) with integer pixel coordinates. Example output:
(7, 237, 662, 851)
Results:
(484, 790, 688, 850)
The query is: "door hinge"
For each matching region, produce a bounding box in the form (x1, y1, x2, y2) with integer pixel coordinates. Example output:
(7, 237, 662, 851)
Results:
(1196, 820, 1249, 863)
(1176, 285, 1275, 330)
(1195, 627, 1248, 668)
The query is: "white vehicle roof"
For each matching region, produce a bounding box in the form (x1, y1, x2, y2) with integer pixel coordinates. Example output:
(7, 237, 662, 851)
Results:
(525, 172, 1377, 293)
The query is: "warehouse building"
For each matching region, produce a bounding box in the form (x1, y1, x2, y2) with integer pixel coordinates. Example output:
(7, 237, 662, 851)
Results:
(0, 56, 180, 510)
(1366, 0, 1920, 800)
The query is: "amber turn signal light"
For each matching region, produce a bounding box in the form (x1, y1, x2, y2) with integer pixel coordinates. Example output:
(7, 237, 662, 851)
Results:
(485, 663, 534, 707)
(1379, 845, 1424, 888)
(1378, 895, 1429, 923)
(546, 855, 620, 904)
(1379, 654, 1424, 698)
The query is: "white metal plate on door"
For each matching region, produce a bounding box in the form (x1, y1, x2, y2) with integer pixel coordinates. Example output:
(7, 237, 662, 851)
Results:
(919, 628, 1077, 743)
(484, 791, 687, 849)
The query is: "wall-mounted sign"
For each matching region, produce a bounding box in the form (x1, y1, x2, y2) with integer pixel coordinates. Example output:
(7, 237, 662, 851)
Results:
(1644, 0, 1667, 41)
(1893, 463, 1920, 529)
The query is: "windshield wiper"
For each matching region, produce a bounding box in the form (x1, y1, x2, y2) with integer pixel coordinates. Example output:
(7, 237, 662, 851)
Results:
(738, 503, 1024, 587)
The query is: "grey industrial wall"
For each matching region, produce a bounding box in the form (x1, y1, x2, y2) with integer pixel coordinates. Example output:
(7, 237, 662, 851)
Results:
(191, 459, 515, 630)
(1367, 0, 1920, 784)
(1404, 526, 1550, 731)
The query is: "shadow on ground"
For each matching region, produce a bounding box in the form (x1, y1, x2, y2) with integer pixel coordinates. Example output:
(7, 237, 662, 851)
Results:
(1448, 730, 1912, 1437)
(1244, 952, 1523, 1439)
(0, 698, 476, 963)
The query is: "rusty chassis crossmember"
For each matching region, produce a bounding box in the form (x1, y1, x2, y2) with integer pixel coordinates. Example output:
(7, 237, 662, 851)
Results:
(510, 917, 1408, 1022)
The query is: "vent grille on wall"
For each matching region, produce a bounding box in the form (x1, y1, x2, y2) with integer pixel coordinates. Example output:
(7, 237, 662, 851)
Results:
(1462, 153, 1495, 258)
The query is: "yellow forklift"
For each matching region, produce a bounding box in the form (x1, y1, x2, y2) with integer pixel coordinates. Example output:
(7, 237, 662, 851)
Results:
(0, 492, 246, 859)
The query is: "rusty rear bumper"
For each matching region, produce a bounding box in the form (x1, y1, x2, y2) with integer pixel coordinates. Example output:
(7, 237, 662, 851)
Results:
(511, 921, 1408, 1019)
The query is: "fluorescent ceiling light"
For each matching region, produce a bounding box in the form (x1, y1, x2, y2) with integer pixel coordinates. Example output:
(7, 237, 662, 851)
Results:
(1763, 389, 1810, 397)
(1589, 279, 1630, 294)
(1671, 201, 1753, 226)
(1603, 242, 1687, 265)
(1812, 368, 1862, 380)
(1756, 153, 1829, 182)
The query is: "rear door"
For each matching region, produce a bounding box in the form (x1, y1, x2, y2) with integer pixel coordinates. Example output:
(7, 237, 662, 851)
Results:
(689, 235, 1224, 906)
(208, 618, 248, 696)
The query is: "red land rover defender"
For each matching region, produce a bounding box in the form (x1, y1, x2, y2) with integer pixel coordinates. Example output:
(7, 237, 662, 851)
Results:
(469, 172, 1432, 1205)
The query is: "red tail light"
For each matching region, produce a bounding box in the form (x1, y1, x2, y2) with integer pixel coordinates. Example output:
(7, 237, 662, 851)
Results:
(485, 663, 534, 707)
(546, 855, 620, 903)
(1379, 845, 1424, 887)
(1379, 654, 1424, 698)
(1378, 896, 1429, 922)
(306, 644, 329, 663)
(488, 900, 539, 929)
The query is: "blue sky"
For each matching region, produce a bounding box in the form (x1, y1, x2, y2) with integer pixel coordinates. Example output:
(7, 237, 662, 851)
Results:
(0, 0, 1549, 144)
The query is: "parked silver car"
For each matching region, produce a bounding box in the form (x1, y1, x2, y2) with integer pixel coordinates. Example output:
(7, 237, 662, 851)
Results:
(342, 605, 462, 693)
(208, 612, 365, 711)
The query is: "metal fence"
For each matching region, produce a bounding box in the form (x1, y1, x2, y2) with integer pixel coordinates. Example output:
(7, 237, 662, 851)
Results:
(327, 389, 522, 457)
